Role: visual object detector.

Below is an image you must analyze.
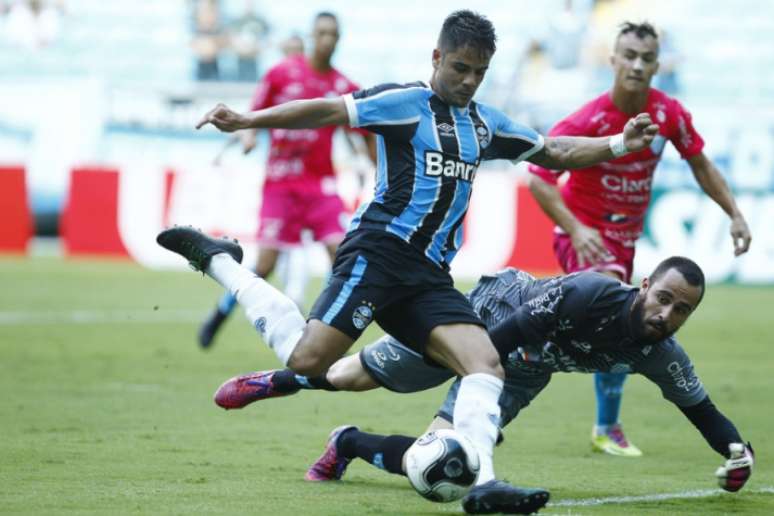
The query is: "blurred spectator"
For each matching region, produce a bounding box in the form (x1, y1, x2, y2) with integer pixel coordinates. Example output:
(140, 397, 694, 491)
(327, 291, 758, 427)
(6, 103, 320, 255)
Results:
(228, 0, 270, 82)
(505, 41, 550, 125)
(544, 0, 588, 70)
(5, 0, 65, 50)
(653, 28, 681, 95)
(280, 33, 304, 57)
(191, 0, 224, 81)
(504, 0, 592, 131)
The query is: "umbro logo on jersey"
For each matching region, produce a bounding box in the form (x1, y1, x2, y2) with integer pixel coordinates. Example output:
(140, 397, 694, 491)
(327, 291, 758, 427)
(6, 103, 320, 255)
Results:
(425, 151, 478, 182)
(437, 122, 455, 136)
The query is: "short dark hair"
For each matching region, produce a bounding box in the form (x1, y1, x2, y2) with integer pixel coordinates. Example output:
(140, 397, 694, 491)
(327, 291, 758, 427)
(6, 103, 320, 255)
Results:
(314, 11, 338, 24)
(650, 256, 705, 303)
(438, 10, 496, 56)
(618, 21, 658, 41)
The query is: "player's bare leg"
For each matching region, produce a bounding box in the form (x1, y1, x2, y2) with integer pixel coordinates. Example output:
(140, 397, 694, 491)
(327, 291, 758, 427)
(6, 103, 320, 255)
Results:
(286, 320, 353, 375)
(425, 324, 550, 514)
(325, 353, 380, 391)
(256, 247, 281, 277)
(198, 246, 281, 349)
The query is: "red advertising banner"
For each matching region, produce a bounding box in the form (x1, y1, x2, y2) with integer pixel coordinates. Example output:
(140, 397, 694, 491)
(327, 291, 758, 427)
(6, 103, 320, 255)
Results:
(60, 166, 129, 257)
(0, 166, 33, 253)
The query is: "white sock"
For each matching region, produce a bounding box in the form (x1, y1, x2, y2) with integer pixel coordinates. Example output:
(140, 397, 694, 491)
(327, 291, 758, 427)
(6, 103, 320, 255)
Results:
(278, 248, 308, 309)
(206, 253, 305, 365)
(453, 373, 503, 486)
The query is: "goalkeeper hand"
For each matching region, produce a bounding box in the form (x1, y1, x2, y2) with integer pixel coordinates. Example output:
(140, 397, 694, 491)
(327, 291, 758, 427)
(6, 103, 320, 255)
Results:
(715, 442, 754, 492)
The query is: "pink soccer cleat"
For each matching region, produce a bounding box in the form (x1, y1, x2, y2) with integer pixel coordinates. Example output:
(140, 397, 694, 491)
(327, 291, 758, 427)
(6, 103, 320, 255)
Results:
(213, 370, 297, 409)
(305, 425, 357, 481)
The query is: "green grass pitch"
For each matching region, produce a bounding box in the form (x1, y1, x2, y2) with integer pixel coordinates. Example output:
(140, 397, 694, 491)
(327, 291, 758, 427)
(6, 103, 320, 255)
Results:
(1, 256, 772, 515)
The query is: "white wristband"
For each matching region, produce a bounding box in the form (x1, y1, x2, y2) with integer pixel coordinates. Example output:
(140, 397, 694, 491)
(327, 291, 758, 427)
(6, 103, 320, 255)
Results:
(609, 133, 629, 158)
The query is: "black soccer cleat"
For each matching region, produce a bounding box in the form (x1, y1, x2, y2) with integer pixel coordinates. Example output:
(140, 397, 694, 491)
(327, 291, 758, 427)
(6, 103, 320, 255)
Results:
(462, 480, 550, 514)
(198, 307, 230, 349)
(156, 226, 243, 272)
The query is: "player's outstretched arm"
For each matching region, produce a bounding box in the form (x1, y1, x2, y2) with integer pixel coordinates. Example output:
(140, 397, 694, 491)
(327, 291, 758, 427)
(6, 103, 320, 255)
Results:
(196, 97, 349, 132)
(687, 152, 751, 256)
(677, 396, 754, 492)
(528, 113, 659, 170)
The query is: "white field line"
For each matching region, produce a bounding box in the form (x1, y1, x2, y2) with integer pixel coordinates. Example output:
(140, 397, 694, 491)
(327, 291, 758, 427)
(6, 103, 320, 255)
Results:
(0, 309, 205, 325)
(551, 486, 774, 507)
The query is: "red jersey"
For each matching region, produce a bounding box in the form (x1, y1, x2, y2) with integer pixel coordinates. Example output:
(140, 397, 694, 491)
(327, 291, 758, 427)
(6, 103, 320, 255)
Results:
(250, 54, 360, 185)
(528, 88, 704, 246)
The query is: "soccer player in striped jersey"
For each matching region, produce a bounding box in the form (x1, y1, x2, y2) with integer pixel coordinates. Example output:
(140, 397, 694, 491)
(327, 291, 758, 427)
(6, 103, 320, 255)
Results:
(161, 10, 658, 513)
(527, 21, 752, 458)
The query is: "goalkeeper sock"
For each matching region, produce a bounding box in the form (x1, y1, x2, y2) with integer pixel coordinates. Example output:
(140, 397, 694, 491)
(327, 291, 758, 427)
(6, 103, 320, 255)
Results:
(338, 430, 414, 476)
(206, 253, 305, 365)
(453, 373, 503, 486)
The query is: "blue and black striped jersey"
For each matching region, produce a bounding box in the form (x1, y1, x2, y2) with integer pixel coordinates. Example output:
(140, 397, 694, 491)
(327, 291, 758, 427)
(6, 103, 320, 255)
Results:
(343, 82, 544, 269)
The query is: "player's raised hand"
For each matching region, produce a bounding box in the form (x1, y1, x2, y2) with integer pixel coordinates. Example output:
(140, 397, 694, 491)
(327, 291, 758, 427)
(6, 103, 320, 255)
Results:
(569, 224, 612, 268)
(622, 113, 659, 152)
(730, 215, 751, 256)
(715, 442, 754, 492)
(196, 103, 250, 132)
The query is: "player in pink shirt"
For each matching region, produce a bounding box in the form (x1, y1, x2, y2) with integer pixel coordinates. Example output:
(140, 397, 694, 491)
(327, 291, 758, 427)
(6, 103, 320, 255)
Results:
(199, 12, 374, 348)
(528, 21, 751, 457)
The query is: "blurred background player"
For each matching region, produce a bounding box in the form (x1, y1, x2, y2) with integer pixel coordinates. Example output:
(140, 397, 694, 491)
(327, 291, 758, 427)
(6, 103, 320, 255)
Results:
(527, 21, 752, 457)
(198, 11, 375, 349)
(279, 33, 304, 57)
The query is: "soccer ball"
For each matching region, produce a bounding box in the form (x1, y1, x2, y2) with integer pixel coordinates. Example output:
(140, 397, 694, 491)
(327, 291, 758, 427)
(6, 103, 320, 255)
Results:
(405, 429, 480, 502)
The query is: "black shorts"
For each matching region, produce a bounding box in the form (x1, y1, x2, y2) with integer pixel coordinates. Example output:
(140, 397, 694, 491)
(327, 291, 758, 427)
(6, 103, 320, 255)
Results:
(309, 230, 484, 352)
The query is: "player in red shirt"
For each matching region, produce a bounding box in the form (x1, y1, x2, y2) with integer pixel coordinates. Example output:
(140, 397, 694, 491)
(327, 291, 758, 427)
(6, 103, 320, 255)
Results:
(528, 21, 751, 457)
(199, 12, 374, 348)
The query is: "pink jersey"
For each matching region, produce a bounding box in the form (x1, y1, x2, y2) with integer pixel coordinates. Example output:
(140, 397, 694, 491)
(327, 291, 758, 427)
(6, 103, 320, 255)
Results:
(251, 54, 360, 185)
(528, 88, 704, 246)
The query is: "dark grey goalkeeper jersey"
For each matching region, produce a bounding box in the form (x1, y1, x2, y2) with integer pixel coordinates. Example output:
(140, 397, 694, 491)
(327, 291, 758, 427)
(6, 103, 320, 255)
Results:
(469, 268, 707, 407)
